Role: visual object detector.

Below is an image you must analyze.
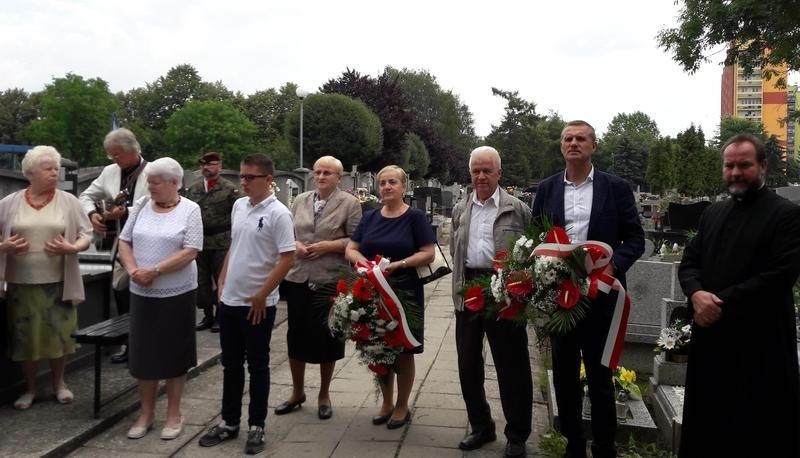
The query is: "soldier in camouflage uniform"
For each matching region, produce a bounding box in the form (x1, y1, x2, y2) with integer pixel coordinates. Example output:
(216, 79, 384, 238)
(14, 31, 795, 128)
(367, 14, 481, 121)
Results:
(183, 152, 239, 332)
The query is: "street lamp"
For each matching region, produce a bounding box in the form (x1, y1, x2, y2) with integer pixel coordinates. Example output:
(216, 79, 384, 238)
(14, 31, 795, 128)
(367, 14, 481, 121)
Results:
(296, 87, 310, 170)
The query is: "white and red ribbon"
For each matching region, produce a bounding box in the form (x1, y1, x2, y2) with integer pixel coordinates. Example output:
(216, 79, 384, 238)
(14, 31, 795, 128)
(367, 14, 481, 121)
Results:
(532, 240, 630, 370)
(355, 256, 421, 350)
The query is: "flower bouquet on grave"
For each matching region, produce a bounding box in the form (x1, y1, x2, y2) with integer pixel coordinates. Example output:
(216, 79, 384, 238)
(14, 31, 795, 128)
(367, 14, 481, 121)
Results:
(654, 318, 691, 362)
(461, 221, 633, 369)
(328, 256, 421, 387)
(613, 365, 642, 401)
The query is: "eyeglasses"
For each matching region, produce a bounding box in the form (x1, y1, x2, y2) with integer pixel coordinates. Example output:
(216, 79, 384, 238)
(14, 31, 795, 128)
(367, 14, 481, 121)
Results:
(313, 170, 337, 176)
(239, 174, 269, 182)
(199, 160, 221, 166)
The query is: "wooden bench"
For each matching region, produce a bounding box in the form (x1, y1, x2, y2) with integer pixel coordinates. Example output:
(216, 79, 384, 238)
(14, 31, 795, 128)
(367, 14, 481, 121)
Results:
(71, 314, 134, 418)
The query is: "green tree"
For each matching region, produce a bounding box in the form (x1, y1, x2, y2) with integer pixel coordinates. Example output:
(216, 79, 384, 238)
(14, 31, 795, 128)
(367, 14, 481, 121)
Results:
(402, 132, 430, 179)
(674, 125, 710, 196)
(715, 116, 768, 146)
(657, 0, 800, 81)
(646, 137, 679, 194)
(765, 135, 789, 187)
(322, 69, 415, 171)
(598, 111, 660, 173)
(164, 100, 258, 167)
(26, 73, 118, 166)
(384, 67, 477, 182)
(0, 89, 39, 144)
(613, 136, 649, 190)
(243, 83, 299, 146)
(284, 93, 383, 170)
(484, 88, 541, 186)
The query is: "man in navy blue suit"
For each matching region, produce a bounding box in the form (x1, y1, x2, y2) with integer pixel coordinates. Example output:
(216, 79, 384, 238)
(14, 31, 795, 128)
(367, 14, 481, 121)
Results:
(531, 120, 644, 458)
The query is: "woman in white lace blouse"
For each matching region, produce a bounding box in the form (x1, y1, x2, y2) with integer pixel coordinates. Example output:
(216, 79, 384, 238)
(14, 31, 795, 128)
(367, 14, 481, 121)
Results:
(118, 157, 203, 441)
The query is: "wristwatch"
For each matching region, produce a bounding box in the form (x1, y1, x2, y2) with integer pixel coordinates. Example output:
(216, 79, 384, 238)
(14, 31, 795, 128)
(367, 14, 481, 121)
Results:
(401, 259, 407, 268)
(155, 266, 162, 276)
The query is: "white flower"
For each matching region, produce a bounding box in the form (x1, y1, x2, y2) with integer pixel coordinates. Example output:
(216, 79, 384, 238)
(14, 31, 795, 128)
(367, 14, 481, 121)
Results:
(349, 310, 362, 321)
(376, 319, 386, 327)
(681, 324, 692, 335)
(525, 239, 534, 248)
(672, 243, 680, 253)
(386, 320, 398, 331)
(658, 335, 677, 350)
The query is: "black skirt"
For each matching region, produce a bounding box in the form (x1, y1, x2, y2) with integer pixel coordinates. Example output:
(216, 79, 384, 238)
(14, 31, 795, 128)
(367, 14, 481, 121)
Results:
(129, 290, 198, 380)
(284, 281, 345, 364)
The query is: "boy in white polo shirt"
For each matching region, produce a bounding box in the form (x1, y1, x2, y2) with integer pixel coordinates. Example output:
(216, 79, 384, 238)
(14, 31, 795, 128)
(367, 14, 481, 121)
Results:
(198, 154, 295, 455)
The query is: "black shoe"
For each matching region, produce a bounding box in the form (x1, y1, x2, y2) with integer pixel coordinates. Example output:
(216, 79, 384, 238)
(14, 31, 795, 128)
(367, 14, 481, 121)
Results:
(245, 426, 265, 455)
(110, 345, 128, 364)
(210, 321, 220, 333)
(386, 412, 411, 430)
(458, 430, 497, 450)
(372, 410, 393, 425)
(198, 422, 239, 447)
(274, 395, 306, 415)
(504, 440, 526, 457)
(196, 316, 214, 331)
(318, 404, 333, 420)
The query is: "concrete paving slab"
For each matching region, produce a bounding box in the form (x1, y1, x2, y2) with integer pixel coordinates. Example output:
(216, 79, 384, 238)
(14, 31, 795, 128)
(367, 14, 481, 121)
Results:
(403, 424, 465, 448)
(397, 444, 464, 457)
(264, 440, 338, 457)
(412, 407, 468, 428)
(331, 440, 400, 458)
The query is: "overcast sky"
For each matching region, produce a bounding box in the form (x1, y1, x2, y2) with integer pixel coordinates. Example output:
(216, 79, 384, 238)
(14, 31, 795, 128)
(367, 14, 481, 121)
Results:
(3, 0, 795, 140)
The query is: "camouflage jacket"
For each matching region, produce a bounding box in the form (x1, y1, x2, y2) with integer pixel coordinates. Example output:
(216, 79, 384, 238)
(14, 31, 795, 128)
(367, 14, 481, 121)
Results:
(183, 176, 240, 250)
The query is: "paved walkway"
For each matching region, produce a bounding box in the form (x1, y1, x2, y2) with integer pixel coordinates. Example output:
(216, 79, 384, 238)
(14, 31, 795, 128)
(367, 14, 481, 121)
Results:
(0, 274, 550, 458)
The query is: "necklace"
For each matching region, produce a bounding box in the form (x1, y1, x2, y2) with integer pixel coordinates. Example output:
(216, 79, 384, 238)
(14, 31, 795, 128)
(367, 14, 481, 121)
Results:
(25, 187, 56, 210)
(155, 197, 181, 209)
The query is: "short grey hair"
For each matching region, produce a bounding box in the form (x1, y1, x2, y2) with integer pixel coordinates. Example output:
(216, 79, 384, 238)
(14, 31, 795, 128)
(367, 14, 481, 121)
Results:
(314, 155, 344, 176)
(468, 146, 502, 169)
(104, 128, 141, 156)
(21, 145, 61, 177)
(145, 157, 184, 184)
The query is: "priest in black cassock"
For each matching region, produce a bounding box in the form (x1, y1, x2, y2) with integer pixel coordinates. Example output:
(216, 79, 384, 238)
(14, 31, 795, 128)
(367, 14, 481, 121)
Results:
(677, 133, 800, 458)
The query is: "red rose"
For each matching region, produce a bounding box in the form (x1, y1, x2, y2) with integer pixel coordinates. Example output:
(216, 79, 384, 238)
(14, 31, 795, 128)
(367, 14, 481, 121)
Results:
(336, 279, 348, 295)
(545, 227, 571, 244)
(556, 280, 581, 309)
(368, 364, 389, 376)
(352, 278, 372, 302)
(351, 323, 371, 341)
(464, 286, 486, 312)
(506, 271, 533, 296)
(498, 300, 524, 319)
(384, 329, 405, 347)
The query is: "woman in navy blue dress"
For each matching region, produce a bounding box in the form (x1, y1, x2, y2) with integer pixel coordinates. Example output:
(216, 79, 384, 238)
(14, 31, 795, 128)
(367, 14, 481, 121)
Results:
(346, 165, 435, 429)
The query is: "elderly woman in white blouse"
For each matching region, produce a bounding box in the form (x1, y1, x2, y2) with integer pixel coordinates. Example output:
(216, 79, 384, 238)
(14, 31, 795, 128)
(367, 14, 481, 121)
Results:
(118, 157, 203, 441)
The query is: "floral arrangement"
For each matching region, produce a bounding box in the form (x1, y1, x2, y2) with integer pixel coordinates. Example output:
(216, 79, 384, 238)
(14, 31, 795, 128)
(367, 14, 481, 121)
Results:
(613, 365, 642, 401)
(328, 257, 420, 385)
(654, 318, 692, 354)
(461, 225, 591, 337)
(269, 181, 280, 193)
(462, 221, 634, 369)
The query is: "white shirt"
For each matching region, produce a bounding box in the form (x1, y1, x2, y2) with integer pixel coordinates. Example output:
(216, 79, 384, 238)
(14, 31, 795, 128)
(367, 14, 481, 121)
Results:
(466, 187, 500, 268)
(221, 194, 295, 308)
(563, 166, 594, 243)
(120, 198, 203, 298)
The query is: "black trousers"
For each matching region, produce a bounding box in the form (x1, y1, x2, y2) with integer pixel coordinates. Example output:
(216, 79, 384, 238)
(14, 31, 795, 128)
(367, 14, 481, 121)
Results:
(551, 293, 616, 458)
(196, 249, 227, 314)
(455, 308, 533, 442)
(218, 303, 276, 428)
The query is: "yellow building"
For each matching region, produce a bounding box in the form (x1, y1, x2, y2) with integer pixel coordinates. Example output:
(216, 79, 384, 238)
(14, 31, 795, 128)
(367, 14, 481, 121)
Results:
(721, 60, 789, 149)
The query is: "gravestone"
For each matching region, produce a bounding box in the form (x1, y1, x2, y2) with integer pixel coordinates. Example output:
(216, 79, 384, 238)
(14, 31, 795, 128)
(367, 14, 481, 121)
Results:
(652, 352, 687, 387)
(650, 384, 684, 453)
(546, 371, 657, 444)
(666, 201, 710, 232)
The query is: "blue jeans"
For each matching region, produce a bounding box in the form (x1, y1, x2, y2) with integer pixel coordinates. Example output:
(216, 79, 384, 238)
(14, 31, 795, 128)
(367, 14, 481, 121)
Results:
(218, 303, 276, 428)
